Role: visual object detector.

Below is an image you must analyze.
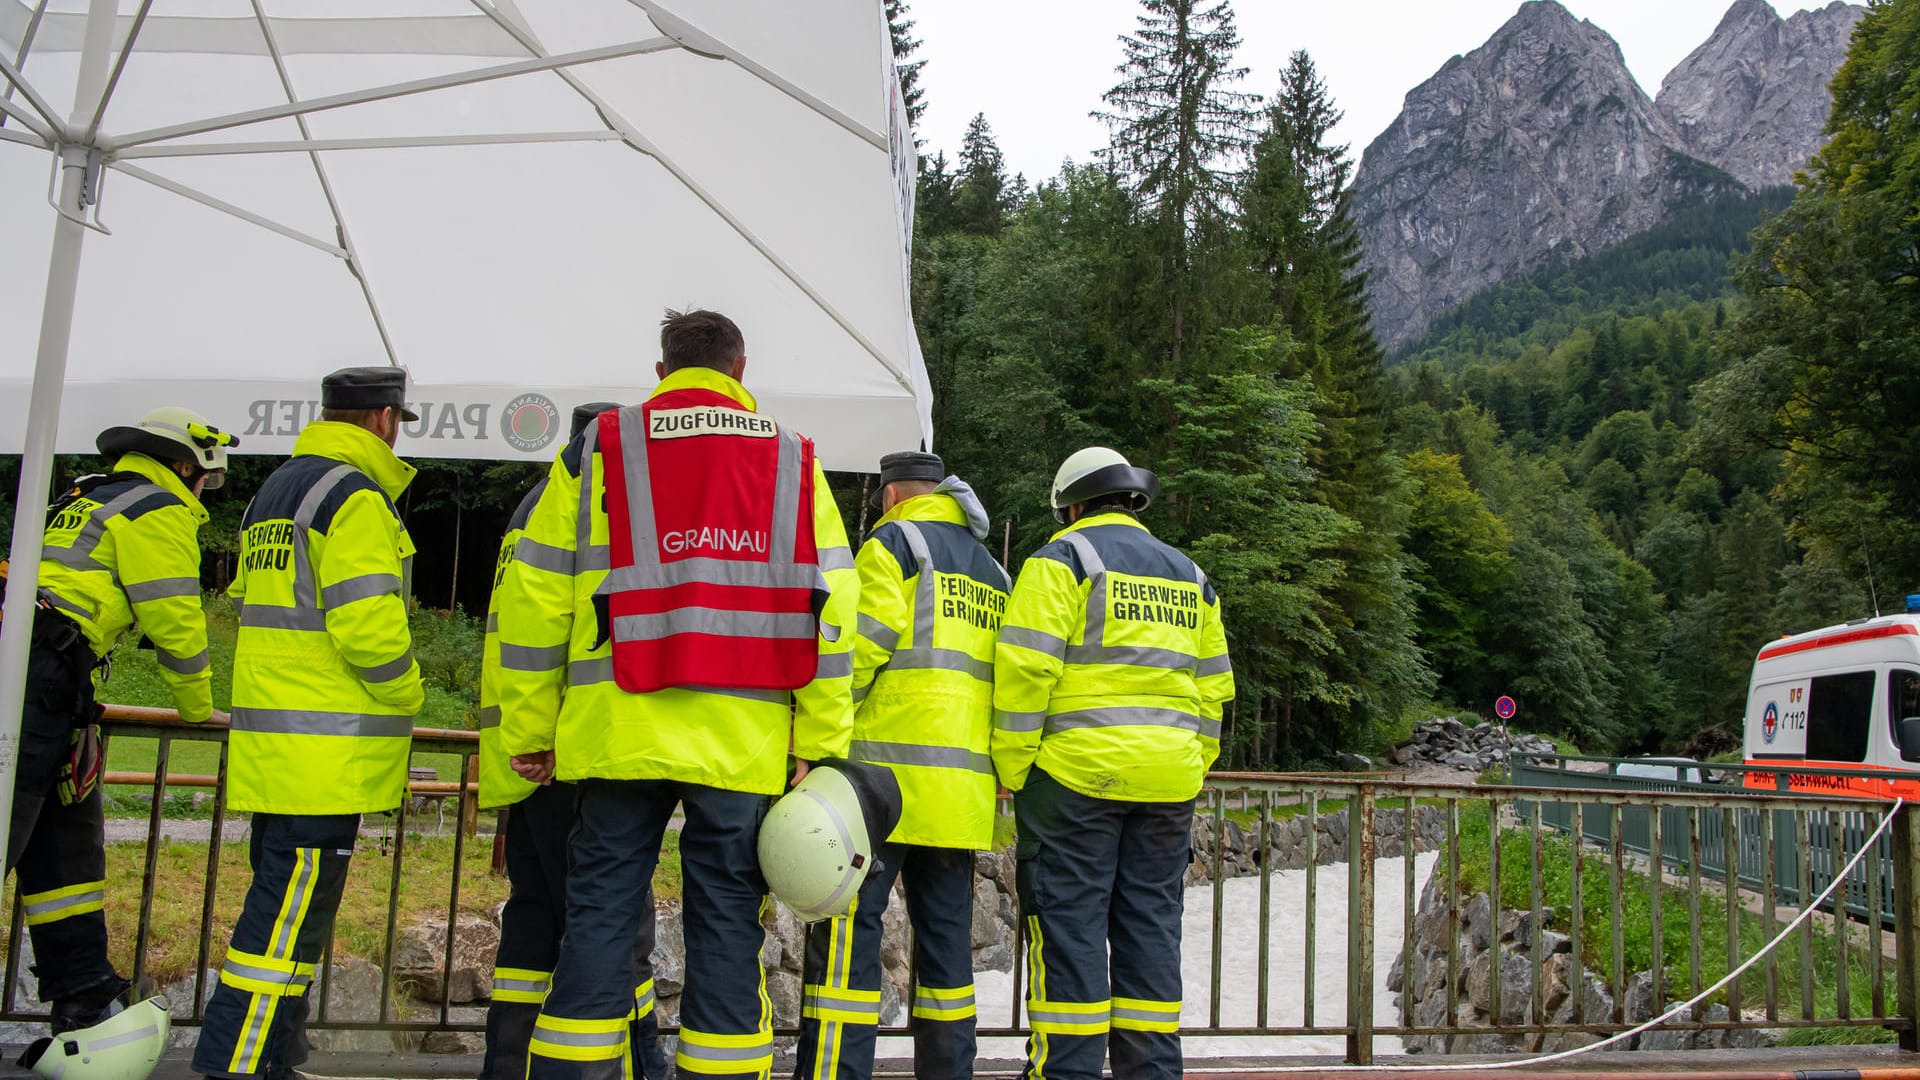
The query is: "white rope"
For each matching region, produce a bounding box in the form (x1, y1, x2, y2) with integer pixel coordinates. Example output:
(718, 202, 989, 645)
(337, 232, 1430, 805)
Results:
(1227, 797, 1906, 1073)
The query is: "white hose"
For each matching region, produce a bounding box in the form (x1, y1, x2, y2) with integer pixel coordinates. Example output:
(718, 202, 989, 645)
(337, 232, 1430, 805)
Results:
(1219, 797, 1906, 1073)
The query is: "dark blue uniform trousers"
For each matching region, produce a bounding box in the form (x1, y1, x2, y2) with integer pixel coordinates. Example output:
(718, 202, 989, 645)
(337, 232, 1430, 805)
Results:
(482, 780, 666, 1080)
(792, 842, 977, 1080)
(1014, 769, 1192, 1080)
(194, 812, 359, 1078)
(528, 780, 771, 1080)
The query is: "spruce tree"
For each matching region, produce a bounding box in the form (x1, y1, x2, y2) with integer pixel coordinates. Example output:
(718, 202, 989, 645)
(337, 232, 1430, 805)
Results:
(1096, 0, 1260, 372)
(954, 113, 1011, 237)
(1242, 50, 1432, 756)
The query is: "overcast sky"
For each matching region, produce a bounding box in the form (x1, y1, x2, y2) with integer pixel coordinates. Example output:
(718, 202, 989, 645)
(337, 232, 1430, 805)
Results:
(909, 0, 1839, 184)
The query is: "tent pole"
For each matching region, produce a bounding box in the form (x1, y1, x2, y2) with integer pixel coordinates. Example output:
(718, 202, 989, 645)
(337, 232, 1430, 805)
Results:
(0, 164, 90, 863)
(0, 0, 113, 869)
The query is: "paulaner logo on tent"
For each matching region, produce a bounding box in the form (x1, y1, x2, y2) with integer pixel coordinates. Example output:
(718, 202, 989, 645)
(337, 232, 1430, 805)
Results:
(503, 393, 560, 453)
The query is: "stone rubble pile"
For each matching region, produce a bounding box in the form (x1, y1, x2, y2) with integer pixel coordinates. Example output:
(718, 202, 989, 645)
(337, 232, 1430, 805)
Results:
(1388, 717, 1556, 772)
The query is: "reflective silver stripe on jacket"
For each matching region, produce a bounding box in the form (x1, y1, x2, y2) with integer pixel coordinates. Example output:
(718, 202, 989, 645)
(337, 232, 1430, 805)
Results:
(39, 590, 95, 623)
(156, 646, 211, 675)
(1060, 531, 1108, 647)
(993, 709, 1045, 733)
(1063, 644, 1197, 672)
(1196, 654, 1232, 677)
(500, 642, 569, 672)
(353, 651, 415, 684)
(231, 708, 413, 739)
(611, 609, 818, 642)
(856, 613, 900, 652)
(321, 573, 401, 609)
(565, 657, 787, 703)
(851, 739, 992, 775)
(998, 625, 1066, 659)
(474, 706, 501, 730)
(124, 576, 200, 603)
(1044, 706, 1219, 740)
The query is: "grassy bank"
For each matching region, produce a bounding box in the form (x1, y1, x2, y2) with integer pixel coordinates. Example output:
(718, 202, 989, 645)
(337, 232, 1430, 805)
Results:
(1453, 799, 1895, 1045)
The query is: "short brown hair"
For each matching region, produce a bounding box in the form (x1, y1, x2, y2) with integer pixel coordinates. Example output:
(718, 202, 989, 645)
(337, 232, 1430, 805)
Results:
(661, 309, 745, 372)
(322, 407, 390, 431)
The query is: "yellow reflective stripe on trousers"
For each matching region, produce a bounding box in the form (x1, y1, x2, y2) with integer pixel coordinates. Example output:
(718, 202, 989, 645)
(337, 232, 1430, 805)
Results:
(1027, 915, 1052, 1079)
(530, 1014, 628, 1062)
(22, 879, 105, 925)
(230, 847, 322, 1075)
(676, 1026, 774, 1076)
(491, 966, 552, 1004)
(1110, 994, 1181, 1032)
(632, 978, 656, 1019)
(911, 983, 977, 1020)
(1027, 997, 1111, 1034)
(219, 946, 315, 996)
(806, 910, 858, 1080)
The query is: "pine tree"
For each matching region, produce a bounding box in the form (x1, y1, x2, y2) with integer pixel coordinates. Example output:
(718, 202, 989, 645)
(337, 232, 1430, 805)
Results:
(1096, 0, 1260, 372)
(954, 113, 1011, 237)
(884, 0, 926, 138)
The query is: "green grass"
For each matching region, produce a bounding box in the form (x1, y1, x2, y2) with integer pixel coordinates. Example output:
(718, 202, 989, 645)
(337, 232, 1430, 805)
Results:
(1450, 801, 1895, 1043)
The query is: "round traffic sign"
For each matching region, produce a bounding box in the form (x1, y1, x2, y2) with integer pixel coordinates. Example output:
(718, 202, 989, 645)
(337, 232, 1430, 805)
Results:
(1494, 695, 1517, 720)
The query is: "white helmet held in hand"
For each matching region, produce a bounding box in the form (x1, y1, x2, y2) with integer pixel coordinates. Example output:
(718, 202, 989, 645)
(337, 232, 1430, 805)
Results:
(1049, 446, 1159, 524)
(759, 761, 903, 921)
(23, 996, 170, 1080)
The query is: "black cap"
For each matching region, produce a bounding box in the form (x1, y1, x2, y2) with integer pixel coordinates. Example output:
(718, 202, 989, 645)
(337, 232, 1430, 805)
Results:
(869, 450, 945, 508)
(571, 402, 621, 440)
(321, 366, 419, 422)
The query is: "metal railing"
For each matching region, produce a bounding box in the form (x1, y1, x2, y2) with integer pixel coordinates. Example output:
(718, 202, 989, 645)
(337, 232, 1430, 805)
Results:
(1514, 753, 1908, 927)
(6, 715, 1917, 1065)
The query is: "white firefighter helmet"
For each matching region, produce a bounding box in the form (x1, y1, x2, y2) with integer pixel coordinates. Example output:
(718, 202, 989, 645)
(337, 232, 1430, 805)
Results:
(96, 407, 238, 490)
(1049, 446, 1159, 523)
(758, 761, 903, 921)
(24, 996, 170, 1080)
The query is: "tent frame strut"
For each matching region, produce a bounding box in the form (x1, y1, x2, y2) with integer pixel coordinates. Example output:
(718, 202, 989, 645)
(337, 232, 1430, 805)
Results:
(0, 0, 50, 132)
(108, 161, 347, 257)
(111, 130, 625, 159)
(101, 37, 677, 152)
(248, 0, 398, 366)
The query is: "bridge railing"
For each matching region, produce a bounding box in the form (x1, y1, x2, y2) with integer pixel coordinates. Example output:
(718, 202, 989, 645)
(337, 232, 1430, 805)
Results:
(5, 714, 1915, 1065)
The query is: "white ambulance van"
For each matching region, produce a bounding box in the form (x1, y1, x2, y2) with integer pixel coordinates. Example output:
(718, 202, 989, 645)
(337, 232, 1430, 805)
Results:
(1742, 613, 1920, 798)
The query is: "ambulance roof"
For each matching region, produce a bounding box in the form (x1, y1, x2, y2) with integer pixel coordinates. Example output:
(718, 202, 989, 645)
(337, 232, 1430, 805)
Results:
(1755, 614, 1920, 665)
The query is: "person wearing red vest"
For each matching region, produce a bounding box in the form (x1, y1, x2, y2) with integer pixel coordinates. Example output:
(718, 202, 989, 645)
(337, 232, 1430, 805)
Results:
(496, 310, 858, 1080)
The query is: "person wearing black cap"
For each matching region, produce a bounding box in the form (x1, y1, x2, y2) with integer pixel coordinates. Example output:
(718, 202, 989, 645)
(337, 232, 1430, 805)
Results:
(5, 407, 233, 1042)
(792, 450, 1009, 1080)
(477, 403, 667, 1080)
(195, 367, 425, 1080)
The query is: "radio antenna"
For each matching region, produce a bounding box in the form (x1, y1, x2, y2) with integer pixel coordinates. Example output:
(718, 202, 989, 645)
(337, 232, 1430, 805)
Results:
(1864, 525, 1882, 617)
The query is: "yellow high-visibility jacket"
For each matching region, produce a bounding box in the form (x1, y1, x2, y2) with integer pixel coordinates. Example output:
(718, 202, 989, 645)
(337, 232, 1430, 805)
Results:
(496, 367, 858, 796)
(851, 479, 1009, 849)
(476, 481, 544, 809)
(37, 452, 213, 722)
(227, 421, 423, 815)
(991, 512, 1234, 803)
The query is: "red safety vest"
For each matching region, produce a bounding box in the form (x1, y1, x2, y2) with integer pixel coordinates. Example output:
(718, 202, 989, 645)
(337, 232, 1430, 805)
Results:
(596, 387, 823, 693)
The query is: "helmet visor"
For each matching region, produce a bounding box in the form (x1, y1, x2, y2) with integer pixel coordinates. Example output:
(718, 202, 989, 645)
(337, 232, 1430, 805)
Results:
(199, 469, 226, 492)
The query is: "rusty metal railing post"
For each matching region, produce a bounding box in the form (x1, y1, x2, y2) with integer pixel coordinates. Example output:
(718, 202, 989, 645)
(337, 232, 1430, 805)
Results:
(1344, 783, 1376, 1066)
(1893, 802, 1920, 1051)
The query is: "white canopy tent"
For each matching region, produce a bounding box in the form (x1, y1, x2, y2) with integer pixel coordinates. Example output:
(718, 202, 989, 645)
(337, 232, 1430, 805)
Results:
(0, 0, 930, 842)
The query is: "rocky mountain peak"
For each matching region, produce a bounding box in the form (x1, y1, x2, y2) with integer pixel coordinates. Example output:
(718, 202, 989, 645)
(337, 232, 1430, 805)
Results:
(1351, 1, 1719, 350)
(1353, 0, 1863, 350)
(1653, 0, 1864, 189)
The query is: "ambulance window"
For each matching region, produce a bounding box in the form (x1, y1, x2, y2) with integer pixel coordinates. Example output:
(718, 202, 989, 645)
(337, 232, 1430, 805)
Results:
(1891, 670, 1920, 747)
(1806, 671, 1876, 763)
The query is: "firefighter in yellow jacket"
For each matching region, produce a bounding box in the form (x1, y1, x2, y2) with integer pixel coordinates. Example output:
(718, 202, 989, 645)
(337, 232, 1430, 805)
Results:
(195, 368, 424, 1080)
(9, 408, 229, 1038)
(497, 310, 857, 1080)
(793, 451, 1007, 1080)
(991, 447, 1234, 1080)
(478, 403, 666, 1080)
